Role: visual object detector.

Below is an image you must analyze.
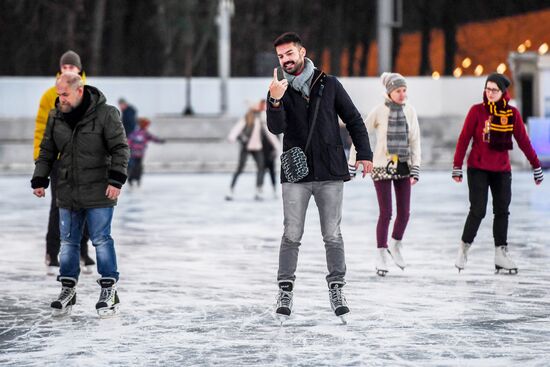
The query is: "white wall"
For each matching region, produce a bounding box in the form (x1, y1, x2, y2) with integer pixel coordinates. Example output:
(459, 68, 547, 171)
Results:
(0, 76, 485, 118)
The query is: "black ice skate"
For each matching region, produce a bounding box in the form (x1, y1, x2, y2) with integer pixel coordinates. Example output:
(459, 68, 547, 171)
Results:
(275, 281, 293, 324)
(494, 245, 518, 275)
(328, 282, 349, 324)
(95, 278, 120, 318)
(51, 277, 77, 316)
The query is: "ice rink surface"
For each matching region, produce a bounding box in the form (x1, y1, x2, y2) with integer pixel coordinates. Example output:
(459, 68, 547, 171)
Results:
(1, 171, 549, 366)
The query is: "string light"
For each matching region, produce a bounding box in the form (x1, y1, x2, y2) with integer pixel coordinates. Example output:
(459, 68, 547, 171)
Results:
(474, 65, 484, 76)
(539, 43, 549, 55)
(453, 67, 463, 78)
(497, 63, 507, 74)
(517, 44, 526, 53)
(431, 71, 440, 80)
(524, 39, 532, 48)
(461, 57, 472, 68)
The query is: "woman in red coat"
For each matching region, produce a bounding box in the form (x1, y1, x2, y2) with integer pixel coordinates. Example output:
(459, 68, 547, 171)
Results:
(452, 73, 544, 274)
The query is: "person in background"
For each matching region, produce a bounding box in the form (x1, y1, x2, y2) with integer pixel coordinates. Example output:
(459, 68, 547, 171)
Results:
(118, 98, 137, 138)
(452, 72, 544, 274)
(348, 72, 421, 277)
(127, 117, 165, 187)
(226, 100, 279, 201)
(258, 99, 281, 199)
(33, 50, 95, 275)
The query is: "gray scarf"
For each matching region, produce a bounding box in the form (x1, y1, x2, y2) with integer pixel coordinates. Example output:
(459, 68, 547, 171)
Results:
(283, 57, 315, 99)
(385, 99, 410, 161)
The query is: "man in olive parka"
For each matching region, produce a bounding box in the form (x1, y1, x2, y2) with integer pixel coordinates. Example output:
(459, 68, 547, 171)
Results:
(31, 72, 129, 316)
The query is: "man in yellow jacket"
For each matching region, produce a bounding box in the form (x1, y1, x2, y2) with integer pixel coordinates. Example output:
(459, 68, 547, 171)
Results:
(33, 50, 95, 275)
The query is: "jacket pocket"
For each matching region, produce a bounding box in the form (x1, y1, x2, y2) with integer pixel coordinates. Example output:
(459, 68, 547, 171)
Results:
(327, 144, 348, 176)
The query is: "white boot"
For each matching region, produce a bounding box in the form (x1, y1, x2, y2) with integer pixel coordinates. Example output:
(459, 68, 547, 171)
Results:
(225, 188, 234, 201)
(494, 246, 518, 274)
(455, 241, 471, 272)
(388, 239, 406, 270)
(376, 248, 389, 276)
(254, 187, 263, 201)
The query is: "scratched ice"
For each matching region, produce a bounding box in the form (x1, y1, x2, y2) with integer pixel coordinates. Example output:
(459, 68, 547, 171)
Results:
(1, 172, 549, 366)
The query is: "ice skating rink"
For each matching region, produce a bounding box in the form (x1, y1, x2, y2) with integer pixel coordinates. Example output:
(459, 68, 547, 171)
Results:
(1, 172, 549, 366)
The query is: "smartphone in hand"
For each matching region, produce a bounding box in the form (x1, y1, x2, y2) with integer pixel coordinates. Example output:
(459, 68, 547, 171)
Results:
(276, 67, 285, 81)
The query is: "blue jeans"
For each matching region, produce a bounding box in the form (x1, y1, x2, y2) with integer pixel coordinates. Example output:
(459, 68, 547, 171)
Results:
(278, 181, 345, 285)
(59, 207, 119, 281)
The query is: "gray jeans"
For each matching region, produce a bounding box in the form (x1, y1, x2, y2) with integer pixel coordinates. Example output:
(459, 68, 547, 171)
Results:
(278, 180, 345, 285)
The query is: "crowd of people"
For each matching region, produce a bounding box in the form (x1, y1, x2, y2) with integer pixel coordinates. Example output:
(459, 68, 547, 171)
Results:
(30, 31, 544, 321)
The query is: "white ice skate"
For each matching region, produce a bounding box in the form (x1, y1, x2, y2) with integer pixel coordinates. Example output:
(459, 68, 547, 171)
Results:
(51, 277, 77, 317)
(388, 239, 406, 270)
(455, 241, 471, 272)
(45, 254, 59, 276)
(96, 278, 120, 318)
(275, 281, 293, 325)
(376, 248, 389, 277)
(80, 255, 96, 275)
(328, 282, 349, 324)
(494, 246, 518, 275)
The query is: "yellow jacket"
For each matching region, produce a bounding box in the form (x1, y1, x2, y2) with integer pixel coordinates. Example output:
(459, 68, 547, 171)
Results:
(33, 73, 86, 160)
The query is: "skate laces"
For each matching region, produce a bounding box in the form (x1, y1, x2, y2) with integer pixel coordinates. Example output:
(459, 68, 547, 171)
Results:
(58, 286, 74, 302)
(99, 287, 115, 303)
(277, 290, 292, 308)
(329, 287, 346, 307)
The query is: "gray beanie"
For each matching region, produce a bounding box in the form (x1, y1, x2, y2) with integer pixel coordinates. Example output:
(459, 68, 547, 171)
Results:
(59, 50, 82, 70)
(381, 72, 406, 94)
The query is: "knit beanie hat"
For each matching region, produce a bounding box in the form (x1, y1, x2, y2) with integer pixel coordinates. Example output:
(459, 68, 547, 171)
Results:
(485, 72, 510, 92)
(381, 72, 407, 94)
(59, 50, 82, 70)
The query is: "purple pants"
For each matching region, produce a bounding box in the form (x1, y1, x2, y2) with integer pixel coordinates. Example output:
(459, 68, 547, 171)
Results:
(373, 178, 411, 248)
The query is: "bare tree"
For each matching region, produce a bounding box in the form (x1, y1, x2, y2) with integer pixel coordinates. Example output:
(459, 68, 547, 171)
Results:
(90, 0, 106, 75)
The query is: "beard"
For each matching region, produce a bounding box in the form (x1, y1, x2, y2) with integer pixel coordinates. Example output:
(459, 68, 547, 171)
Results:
(283, 57, 304, 75)
(59, 103, 74, 113)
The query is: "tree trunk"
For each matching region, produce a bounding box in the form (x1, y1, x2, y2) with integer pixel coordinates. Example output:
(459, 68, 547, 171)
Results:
(90, 0, 106, 75)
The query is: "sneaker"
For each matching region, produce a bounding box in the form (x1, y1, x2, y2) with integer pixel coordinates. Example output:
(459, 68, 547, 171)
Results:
(275, 281, 293, 318)
(96, 278, 120, 318)
(455, 241, 471, 272)
(51, 277, 77, 316)
(388, 239, 406, 270)
(495, 246, 518, 274)
(46, 254, 60, 276)
(376, 248, 389, 276)
(328, 281, 349, 317)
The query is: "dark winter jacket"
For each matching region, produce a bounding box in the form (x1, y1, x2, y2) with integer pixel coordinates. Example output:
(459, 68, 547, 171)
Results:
(32, 85, 130, 209)
(267, 69, 372, 183)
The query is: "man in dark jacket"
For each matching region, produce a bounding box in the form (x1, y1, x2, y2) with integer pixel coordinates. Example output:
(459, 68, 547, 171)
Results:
(118, 98, 137, 137)
(267, 32, 373, 322)
(32, 72, 129, 318)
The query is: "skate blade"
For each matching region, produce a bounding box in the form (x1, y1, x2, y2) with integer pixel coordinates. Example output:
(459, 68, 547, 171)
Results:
(51, 305, 72, 317)
(495, 266, 518, 275)
(455, 265, 464, 273)
(376, 269, 388, 277)
(338, 315, 348, 325)
(276, 314, 290, 325)
(97, 305, 119, 319)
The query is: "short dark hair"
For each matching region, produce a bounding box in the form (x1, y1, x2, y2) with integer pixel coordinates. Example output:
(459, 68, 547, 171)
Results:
(273, 32, 303, 48)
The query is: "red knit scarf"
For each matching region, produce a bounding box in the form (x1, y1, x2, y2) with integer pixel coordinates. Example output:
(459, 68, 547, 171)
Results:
(482, 91, 514, 151)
